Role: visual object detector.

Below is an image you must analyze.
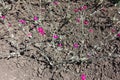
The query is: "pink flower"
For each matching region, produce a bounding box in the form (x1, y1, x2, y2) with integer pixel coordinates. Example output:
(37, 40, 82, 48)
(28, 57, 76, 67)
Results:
(78, 7, 83, 11)
(87, 53, 91, 58)
(82, 5, 87, 10)
(8, 22, 12, 27)
(53, 1, 59, 5)
(84, 20, 89, 25)
(81, 74, 86, 80)
(76, 18, 80, 23)
(111, 28, 116, 33)
(53, 34, 59, 39)
(33, 16, 39, 21)
(73, 43, 79, 48)
(58, 43, 62, 47)
(117, 33, 120, 37)
(89, 29, 94, 33)
(0, 15, 5, 20)
(19, 19, 26, 24)
(74, 8, 79, 13)
(27, 33, 32, 37)
(79, 5, 87, 11)
(31, 25, 34, 28)
(37, 27, 45, 36)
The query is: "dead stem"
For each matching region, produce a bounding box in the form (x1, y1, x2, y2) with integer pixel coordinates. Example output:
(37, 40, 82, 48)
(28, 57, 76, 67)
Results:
(23, 0, 34, 17)
(1, 0, 5, 7)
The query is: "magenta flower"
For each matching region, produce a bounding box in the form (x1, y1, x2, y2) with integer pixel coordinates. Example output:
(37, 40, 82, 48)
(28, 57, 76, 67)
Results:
(76, 18, 80, 23)
(73, 43, 79, 48)
(117, 33, 120, 37)
(33, 16, 39, 21)
(0, 15, 5, 20)
(111, 28, 116, 33)
(82, 5, 87, 10)
(78, 7, 82, 11)
(79, 5, 87, 11)
(37, 27, 45, 36)
(58, 43, 62, 47)
(74, 8, 79, 13)
(19, 19, 26, 24)
(84, 20, 89, 25)
(81, 74, 86, 80)
(53, 1, 59, 5)
(89, 29, 94, 33)
(53, 34, 59, 39)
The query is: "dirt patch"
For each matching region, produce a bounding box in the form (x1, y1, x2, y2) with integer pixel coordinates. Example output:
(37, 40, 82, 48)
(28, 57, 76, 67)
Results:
(0, 56, 119, 80)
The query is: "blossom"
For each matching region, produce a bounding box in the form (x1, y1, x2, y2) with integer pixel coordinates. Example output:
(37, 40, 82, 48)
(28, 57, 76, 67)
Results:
(84, 20, 89, 25)
(37, 27, 45, 36)
(111, 28, 116, 33)
(76, 18, 80, 23)
(74, 8, 79, 13)
(0, 15, 5, 20)
(27, 33, 32, 37)
(53, 1, 59, 5)
(81, 74, 86, 80)
(58, 43, 62, 47)
(31, 25, 34, 28)
(8, 22, 12, 27)
(53, 34, 59, 39)
(79, 5, 87, 11)
(82, 5, 87, 10)
(87, 53, 91, 58)
(117, 33, 120, 37)
(73, 43, 79, 48)
(33, 16, 39, 21)
(19, 19, 26, 24)
(88, 29, 94, 33)
(78, 7, 82, 11)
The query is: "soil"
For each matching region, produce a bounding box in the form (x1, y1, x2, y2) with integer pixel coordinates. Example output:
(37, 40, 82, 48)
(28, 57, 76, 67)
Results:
(0, 0, 120, 80)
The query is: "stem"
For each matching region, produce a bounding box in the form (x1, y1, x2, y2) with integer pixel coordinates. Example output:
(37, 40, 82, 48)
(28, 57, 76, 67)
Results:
(81, 15, 84, 38)
(1, 0, 5, 7)
(23, 0, 34, 17)
(39, 0, 41, 18)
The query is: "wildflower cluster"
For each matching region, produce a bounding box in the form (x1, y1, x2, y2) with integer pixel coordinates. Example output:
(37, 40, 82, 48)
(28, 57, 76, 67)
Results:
(1, 1, 119, 80)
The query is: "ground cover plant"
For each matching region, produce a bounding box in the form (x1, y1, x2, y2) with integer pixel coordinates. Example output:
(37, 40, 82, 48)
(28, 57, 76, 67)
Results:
(0, 0, 120, 80)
